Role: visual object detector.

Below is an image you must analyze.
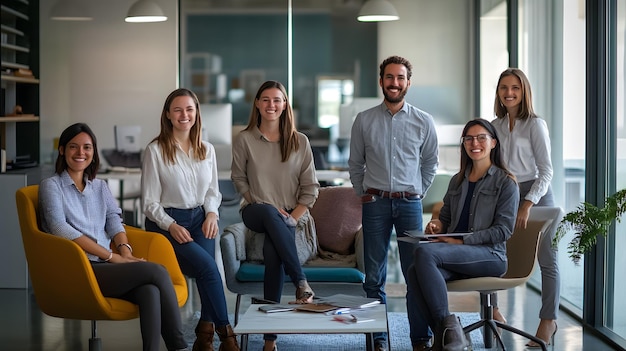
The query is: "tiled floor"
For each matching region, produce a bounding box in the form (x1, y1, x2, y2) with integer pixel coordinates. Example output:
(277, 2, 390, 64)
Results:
(0, 204, 622, 350)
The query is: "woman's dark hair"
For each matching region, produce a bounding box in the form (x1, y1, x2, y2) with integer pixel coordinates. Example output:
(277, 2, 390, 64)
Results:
(244, 80, 299, 162)
(457, 118, 514, 185)
(55, 123, 100, 180)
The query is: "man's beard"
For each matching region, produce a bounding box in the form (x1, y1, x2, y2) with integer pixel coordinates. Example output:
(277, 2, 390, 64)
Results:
(382, 86, 407, 104)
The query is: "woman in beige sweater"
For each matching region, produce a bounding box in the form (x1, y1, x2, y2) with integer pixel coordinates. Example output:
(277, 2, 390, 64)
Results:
(231, 80, 320, 351)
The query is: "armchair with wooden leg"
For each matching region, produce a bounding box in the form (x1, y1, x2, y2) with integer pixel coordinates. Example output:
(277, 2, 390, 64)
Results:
(15, 185, 188, 351)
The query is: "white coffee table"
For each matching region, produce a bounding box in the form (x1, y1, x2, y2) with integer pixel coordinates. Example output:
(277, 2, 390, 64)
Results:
(234, 303, 390, 351)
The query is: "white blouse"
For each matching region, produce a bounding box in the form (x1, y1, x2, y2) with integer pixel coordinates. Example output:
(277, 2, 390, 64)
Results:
(492, 116, 553, 204)
(141, 140, 222, 231)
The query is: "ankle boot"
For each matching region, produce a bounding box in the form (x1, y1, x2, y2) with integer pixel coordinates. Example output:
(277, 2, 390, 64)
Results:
(192, 321, 215, 351)
(216, 324, 240, 351)
(441, 314, 470, 351)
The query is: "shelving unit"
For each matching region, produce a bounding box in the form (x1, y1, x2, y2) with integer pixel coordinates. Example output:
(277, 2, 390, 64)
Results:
(1, 0, 40, 170)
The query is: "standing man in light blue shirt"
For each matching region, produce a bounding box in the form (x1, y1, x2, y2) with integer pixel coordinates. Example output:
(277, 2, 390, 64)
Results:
(349, 55, 439, 351)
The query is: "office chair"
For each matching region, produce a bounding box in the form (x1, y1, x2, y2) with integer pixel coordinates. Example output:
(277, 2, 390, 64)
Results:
(15, 185, 188, 351)
(446, 207, 564, 351)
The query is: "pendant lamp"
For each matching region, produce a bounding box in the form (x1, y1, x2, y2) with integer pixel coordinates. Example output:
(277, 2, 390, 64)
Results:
(357, 0, 400, 22)
(125, 0, 167, 23)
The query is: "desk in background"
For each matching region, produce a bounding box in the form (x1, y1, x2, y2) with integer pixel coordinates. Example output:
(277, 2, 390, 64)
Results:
(99, 170, 142, 226)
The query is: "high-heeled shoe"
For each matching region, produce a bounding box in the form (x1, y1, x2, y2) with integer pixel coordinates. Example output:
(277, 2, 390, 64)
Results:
(526, 321, 558, 348)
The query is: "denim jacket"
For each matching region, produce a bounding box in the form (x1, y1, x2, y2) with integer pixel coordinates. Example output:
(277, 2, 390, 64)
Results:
(438, 165, 519, 260)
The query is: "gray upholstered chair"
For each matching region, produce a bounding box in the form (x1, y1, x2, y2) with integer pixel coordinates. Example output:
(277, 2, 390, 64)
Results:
(446, 206, 564, 351)
(220, 186, 366, 324)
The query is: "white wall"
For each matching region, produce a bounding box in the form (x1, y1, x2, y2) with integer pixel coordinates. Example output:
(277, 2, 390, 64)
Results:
(378, 0, 471, 124)
(39, 0, 178, 163)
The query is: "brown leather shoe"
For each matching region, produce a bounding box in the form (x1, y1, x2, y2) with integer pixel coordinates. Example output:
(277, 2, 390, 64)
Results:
(216, 324, 240, 351)
(192, 321, 215, 351)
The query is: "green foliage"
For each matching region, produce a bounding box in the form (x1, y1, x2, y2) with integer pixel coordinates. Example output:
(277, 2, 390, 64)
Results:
(554, 189, 626, 264)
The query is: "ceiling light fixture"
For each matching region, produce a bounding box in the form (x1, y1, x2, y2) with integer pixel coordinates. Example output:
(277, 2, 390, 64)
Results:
(357, 0, 399, 22)
(125, 0, 167, 23)
(50, 0, 93, 21)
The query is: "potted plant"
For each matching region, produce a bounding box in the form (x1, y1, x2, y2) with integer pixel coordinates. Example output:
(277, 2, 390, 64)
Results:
(554, 188, 626, 264)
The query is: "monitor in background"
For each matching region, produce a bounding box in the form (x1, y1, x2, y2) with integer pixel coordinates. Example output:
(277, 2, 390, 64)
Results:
(200, 103, 232, 145)
(114, 125, 142, 153)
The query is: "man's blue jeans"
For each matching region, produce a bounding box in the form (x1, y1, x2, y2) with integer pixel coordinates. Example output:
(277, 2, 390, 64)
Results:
(362, 196, 431, 345)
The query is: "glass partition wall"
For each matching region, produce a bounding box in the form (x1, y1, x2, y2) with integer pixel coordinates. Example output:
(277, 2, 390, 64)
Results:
(180, 0, 377, 169)
(479, 0, 589, 322)
(517, 0, 587, 314)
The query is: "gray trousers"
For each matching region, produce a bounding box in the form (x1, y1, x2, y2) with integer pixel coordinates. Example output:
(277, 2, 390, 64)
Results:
(91, 261, 187, 351)
(519, 180, 561, 320)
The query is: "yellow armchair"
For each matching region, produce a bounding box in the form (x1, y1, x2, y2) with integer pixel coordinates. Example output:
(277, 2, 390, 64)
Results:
(15, 185, 187, 350)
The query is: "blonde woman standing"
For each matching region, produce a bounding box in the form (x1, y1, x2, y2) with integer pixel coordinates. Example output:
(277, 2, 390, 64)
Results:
(492, 68, 560, 348)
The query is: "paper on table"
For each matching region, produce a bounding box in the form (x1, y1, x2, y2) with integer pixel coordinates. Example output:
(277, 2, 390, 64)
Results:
(317, 294, 381, 309)
(332, 312, 376, 324)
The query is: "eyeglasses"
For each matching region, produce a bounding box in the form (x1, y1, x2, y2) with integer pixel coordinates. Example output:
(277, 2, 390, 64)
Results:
(461, 134, 492, 144)
(259, 98, 285, 105)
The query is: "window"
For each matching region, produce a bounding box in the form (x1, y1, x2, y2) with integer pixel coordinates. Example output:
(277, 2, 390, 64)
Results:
(608, 0, 626, 339)
(517, 0, 586, 313)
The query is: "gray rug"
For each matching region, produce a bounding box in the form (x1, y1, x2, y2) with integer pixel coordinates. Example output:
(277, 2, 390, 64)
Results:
(184, 312, 486, 351)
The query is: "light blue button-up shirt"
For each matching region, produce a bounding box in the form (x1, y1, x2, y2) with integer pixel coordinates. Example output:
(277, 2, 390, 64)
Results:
(348, 102, 439, 196)
(39, 171, 125, 262)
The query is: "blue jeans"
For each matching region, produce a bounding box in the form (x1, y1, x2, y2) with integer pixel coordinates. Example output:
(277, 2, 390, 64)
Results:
(362, 196, 431, 345)
(145, 206, 230, 327)
(241, 203, 305, 302)
(407, 243, 506, 330)
(242, 203, 305, 342)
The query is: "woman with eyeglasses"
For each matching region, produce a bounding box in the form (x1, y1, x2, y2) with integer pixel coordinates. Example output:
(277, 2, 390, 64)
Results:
(491, 68, 559, 348)
(231, 80, 320, 351)
(406, 118, 519, 351)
